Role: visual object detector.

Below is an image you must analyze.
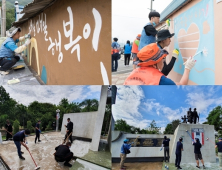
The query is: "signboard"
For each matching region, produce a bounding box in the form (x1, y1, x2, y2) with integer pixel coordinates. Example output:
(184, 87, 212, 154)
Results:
(192, 128, 204, 145)
(127, 138, 163, 147)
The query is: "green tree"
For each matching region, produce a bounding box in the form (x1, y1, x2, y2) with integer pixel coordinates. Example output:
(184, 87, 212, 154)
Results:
(79, 99, 98, 112)
(27, 121, 32, 133)
(207, 106, 222, 131)
(114, 119, 132, 133)
(164, 123, 173, 134)
(13, 119, 20, 134)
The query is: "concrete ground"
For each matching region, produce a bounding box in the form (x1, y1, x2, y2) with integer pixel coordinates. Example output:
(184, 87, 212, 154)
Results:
(0, 131, 111, 170)
(162, 160, 222, 170)
(0, 57, 41, 85)
(112, 162, 163, 170)
(112, 55, 133, 85)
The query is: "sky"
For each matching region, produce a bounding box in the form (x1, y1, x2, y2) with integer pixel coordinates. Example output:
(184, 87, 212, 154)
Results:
(112, 86, 222, 133)
(112, 0, 173, 46)
(3, 85, 101, 106)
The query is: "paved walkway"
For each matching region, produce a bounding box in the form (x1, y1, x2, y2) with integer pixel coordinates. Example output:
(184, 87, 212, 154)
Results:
(0, 58, 41, 85)
(112, 162, 163, 170)
(112, 55, 134, 85)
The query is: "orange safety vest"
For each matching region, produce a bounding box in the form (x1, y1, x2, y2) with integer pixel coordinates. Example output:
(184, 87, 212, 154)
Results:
(124, 67, 164, 85)
(111, 49, 119, 54)
(131, 39, 139, 54)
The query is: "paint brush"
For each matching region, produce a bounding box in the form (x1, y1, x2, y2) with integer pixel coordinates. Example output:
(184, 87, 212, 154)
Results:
(193, 47, 208, 58)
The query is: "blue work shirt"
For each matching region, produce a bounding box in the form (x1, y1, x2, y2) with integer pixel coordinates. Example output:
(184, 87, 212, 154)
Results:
(175, 141, 183, 154)
(13, 130, 25, 142)
(163, 138, 170, 147)
(120, 143, 131, 154)
(35, 123, 40, 132)
(124, 44, 132, 54)
(159, 76, 176, 85)
(216, 141, 222, 153)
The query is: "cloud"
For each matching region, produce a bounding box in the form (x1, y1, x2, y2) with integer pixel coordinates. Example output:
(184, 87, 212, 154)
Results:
(113, 86, 152, 129)
(3, 85, 100, 106)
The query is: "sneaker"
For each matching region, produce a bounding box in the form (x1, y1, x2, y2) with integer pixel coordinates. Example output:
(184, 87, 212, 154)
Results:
(178, 166, 182, 169)
(21, 151, 24, 154)
(0, 71, 9, 75)
(64, 162, 72, 167)
(19, 156, 25, 160)
(196, 165, 200, 168)
(203, 165, 206, 169)
(38, 140, 41, 142)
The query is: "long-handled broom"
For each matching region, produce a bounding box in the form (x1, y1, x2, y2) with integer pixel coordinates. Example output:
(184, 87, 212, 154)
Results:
(27, 149, 40, 170)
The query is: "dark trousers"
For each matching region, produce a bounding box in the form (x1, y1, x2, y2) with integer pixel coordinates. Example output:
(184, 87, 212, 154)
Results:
(124, 54, 131, 65)
(164, 146, 169, 162)
(175, 153, 181, 167)
(64, 131, 73, 143)
(112, 53, 119, 71)
(55, 152, 73, 163)
(0, 57, 19, 71)
(35, 131, 40, 143)
(14, 141, 22, 157)
(6, 132, 12, 140)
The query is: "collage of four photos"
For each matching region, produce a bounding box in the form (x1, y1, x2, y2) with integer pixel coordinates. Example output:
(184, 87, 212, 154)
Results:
(0, 0, 222, 170)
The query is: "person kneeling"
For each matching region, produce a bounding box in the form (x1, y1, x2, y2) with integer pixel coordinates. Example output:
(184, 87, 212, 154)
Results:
(55, 142, 73, 167)
(124, 43, 196, 85)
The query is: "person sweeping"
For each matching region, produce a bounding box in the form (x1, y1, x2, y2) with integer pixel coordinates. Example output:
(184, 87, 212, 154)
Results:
(124, 43, 196, 85)
(64, 118, 73, 144)
(35, 120, 41, 144)
(5, 119, 13, 141)
(13, 129, 30, 160)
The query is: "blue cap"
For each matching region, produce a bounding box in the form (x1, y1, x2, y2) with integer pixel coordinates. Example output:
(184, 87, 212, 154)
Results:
(219, 138, 222, 140)
(124, 139, 129, 142)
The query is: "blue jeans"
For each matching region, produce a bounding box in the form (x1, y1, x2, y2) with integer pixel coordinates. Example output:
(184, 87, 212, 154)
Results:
(14, 141, 22, 157)
(112, 53, 119, 71)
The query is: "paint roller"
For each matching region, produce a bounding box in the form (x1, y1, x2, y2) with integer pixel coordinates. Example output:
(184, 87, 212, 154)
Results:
(206, 137, 215, 145)
(131, 136, 140, 146)
(193, 47, 208, 58)
(186, 130, 195, 142)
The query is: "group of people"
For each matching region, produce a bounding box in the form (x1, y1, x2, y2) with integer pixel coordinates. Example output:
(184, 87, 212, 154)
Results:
(112, 11, 196, 85)
(0, 27, 31, 75)
(119, 136, 222, 170)
(4, 118, 74, 167)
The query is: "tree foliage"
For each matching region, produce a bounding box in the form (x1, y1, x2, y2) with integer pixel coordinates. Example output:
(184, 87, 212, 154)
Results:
(114, 119, 160, 134)
(207, 106, 222, 131)
(164, 119, 181, 134)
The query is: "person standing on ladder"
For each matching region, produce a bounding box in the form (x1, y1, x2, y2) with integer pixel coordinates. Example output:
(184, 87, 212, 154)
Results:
(64, 118, 73, 144)
(35, 120, 41, 144)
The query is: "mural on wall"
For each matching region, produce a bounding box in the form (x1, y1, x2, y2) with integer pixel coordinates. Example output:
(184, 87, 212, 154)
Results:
(18, 0, 111, 85)
(174, 0, 215, 85)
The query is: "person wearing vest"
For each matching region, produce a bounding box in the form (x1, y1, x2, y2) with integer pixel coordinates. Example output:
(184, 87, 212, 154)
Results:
(138, 11, 160, 51)
(111, 37, 120, 72)
(123, 40, 132, 66)
(132, 34, 141, 70)
(156, 29, 179, 76)
(0, 27, 31, 75)
(124, 43, 196, 85)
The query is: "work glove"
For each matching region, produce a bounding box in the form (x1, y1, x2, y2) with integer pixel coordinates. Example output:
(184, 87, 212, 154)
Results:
(183, 56, 196, 70)
(24, 33, 31, 39)
(39, 130, 41, 133)
(24, 39, 31, 46)
(172, 49, 179, 59)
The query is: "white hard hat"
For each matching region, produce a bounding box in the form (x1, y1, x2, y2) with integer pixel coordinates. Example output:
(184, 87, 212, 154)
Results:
(7, 27, 21, 37)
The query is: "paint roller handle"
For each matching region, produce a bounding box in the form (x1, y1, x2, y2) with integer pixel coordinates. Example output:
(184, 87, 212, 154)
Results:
(24, 39, 31, 46)
(24, 33, 31, 39)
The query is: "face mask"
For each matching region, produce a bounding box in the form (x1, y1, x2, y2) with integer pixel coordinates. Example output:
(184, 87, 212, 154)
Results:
(152, 22, 156, 26)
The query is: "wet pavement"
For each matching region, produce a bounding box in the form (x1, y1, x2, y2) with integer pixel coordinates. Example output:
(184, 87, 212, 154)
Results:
(0, 131, 111, 170)
(0, 58, 41, 85)
(112, 162, 163, 170)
